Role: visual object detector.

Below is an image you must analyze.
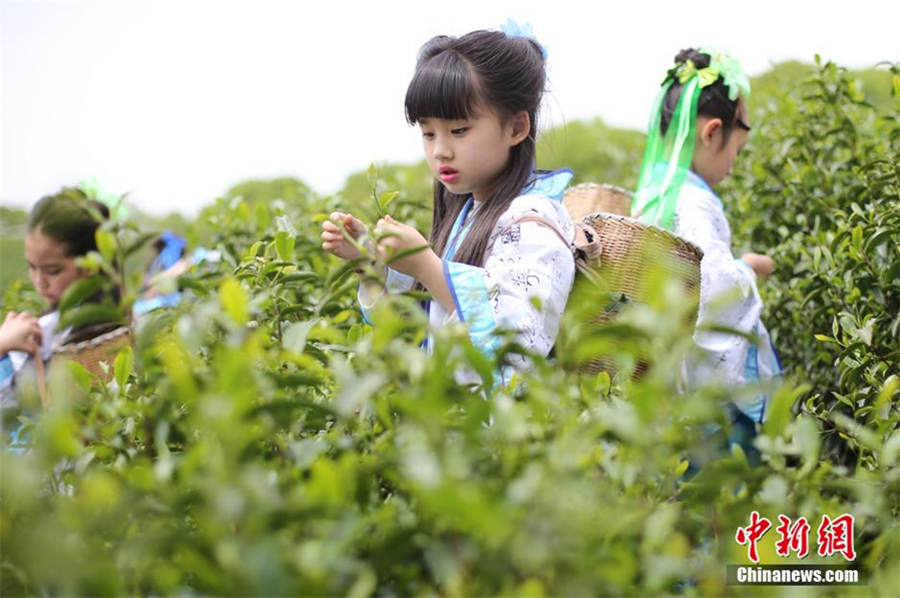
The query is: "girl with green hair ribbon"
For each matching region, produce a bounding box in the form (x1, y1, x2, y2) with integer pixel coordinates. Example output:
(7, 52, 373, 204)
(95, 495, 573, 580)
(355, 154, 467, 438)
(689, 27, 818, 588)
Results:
(632, 48, 780, 461)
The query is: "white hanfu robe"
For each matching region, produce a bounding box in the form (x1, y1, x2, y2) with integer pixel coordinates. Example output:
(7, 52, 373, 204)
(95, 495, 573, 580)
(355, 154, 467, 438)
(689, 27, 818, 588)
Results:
(674, 170, 782, 423)
(359, 169, 576, 385)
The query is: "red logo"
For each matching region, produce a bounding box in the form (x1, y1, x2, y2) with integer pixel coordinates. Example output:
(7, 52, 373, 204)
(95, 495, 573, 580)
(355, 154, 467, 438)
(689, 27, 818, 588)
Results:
(736, 512, 856, 563)
(816, 514, 856, 561)
(735, 511, 772, 563)
(774, 515, 810, 558)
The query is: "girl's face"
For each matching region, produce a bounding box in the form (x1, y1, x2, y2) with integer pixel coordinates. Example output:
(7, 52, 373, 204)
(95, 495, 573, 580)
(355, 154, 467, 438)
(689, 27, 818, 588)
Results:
(419, 105, 527, 201)
(693, 98, 750, 187)
(25, 229, 86, 308)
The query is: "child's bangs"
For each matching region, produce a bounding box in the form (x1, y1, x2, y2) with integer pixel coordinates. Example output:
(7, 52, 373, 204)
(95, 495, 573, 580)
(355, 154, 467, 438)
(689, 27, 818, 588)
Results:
(405, 52, 477, 124)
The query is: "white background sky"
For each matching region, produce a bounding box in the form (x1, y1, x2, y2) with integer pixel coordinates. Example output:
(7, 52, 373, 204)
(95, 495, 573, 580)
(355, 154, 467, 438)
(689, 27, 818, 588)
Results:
(2, 0, 898, 215)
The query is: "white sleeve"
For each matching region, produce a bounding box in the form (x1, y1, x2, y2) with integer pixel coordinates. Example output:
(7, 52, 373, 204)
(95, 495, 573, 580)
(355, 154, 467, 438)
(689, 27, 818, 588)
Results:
(676, 190, 763, 391)
(357, 267, 416, 324)
(442, 194, 576, 366)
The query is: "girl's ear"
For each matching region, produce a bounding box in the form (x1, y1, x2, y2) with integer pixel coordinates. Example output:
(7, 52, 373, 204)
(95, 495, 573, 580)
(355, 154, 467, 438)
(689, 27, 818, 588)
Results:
(507, 110, 531, 147)
(697, 117, 723, 149)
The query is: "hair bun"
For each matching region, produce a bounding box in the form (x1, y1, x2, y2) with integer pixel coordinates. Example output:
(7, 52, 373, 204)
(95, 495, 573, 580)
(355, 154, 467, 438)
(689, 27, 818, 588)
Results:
(674, 48, 710, 69)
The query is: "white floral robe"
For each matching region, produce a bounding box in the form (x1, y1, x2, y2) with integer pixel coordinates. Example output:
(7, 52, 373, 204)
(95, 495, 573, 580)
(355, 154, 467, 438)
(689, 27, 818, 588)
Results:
(675, 171, 782, 422)
(359, 169, 576, 385)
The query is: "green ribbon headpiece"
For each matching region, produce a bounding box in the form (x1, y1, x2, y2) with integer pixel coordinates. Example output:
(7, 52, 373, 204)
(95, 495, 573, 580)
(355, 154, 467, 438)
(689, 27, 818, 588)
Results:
(631, 47, 750, 230)
(79, 177, 128, 221)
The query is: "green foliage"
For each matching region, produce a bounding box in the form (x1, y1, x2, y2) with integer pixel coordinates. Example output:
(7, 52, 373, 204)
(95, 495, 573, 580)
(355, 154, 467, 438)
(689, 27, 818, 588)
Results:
(3, 242, 898, 593)
(2, 59, 899, 596)
(724, 59, 900, 467)
(338, 162, 433, 232)
(0, 279, 43, 316)
(224, 176, 315, 207)
(0, 207, 28, 301)
(538, 117, 646, 188)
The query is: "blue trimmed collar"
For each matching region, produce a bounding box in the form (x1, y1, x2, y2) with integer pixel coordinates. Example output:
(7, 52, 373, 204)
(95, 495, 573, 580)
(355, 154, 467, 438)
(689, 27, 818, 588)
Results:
(684, 169, 725, 210)
(522, 168, 574, 201)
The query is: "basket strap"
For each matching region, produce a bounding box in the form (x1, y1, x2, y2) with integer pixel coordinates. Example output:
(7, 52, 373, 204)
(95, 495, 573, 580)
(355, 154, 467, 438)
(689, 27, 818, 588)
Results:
(502, 215, 602, 276)
(33, 350, 50, 407)
(503, 215, 571, 248)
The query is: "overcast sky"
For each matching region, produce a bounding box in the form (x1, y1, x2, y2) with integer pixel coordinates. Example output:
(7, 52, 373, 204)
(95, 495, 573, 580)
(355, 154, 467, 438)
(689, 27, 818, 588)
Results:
(2, 0, 898, 215)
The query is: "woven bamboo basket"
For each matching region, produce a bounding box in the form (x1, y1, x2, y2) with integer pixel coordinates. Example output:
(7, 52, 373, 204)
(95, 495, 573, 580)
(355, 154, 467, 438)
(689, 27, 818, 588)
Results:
(570, 211, 703, 376)
(51, 325, 132, 378)
(36, 325, 132, 405)
(583, 212, 703, 300)
(564, 183, 632, 220)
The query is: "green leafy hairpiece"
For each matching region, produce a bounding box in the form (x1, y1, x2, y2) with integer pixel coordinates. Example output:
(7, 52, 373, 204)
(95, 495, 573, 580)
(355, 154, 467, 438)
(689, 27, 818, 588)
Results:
(631, 48, 750, 230)
(702, 46, 751, 100)
(79, 177, 128, 221)
(667, 47, 751, 101)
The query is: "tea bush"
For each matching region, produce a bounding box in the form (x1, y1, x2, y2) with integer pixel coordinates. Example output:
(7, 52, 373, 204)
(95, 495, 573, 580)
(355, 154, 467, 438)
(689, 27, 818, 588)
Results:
(724, 58, 900, 468)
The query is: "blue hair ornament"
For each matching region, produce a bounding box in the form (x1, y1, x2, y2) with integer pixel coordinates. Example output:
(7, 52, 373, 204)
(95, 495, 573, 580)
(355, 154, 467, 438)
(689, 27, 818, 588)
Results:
(500, 18, 547, 59)
(151, 231, 187, 274)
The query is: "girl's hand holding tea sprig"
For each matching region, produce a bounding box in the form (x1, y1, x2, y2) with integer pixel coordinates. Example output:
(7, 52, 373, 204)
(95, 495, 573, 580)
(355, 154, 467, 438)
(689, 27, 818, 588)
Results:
(373, 214, 453, 310)
(321, 212, 368, 260)
(321, 210, 452, 309)
(372, 215, 433, 277)
(322, 211, 436, 279)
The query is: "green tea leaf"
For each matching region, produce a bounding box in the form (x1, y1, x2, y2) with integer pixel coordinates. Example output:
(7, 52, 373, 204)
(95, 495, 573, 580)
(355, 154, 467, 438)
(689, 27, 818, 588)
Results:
(114, 345, 134, 388)
(378, 191, 399, 213)
(762, 384, 810, 438)
(95, 230, 117, 262)
(123, 232, 160, 260)
(57, 275, 105, 312)
(385, 244, 430, 266)
(795, 415, 821, 476)
(219, 277, 248, 325)
(255, 202, 272, 229)
(274, 231, 295, 261)
(57, 304, 123, 330)
(832, 413, 882, 451)
(64, 359, 94, 393)
(283, 319, 317, 355)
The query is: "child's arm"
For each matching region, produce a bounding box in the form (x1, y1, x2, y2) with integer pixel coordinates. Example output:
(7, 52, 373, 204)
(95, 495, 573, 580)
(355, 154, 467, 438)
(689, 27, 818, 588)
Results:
(740, 252, 774, 281)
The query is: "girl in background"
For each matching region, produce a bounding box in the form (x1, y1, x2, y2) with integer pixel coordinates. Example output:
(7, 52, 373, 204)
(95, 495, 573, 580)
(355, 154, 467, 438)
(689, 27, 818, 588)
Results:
(632, 48, 781, 458)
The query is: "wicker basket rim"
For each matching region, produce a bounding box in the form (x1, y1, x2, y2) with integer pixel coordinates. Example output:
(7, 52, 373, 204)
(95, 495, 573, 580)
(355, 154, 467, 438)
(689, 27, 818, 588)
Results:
(565, 182, 634, 197)
(52, 325, 132, 355)
(583, 212, 704, 258)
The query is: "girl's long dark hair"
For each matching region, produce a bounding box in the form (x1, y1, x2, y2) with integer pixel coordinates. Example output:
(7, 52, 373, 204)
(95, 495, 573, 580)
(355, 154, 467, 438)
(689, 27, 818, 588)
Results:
(404, 30, 546, 267)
